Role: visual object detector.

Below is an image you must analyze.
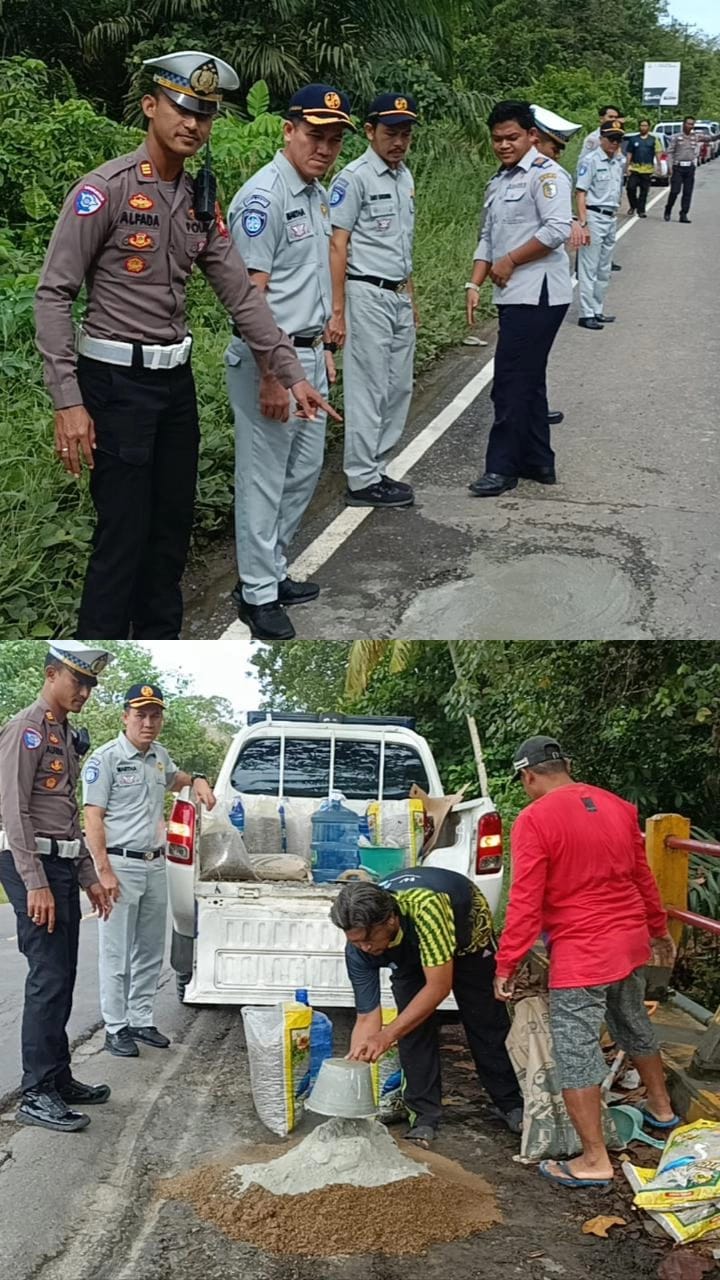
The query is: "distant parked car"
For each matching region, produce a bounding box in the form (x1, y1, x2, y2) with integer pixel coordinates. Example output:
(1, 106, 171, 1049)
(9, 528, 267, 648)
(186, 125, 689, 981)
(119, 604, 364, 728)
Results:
(694, 123, 719, 160)
(622, 131, 670, 185)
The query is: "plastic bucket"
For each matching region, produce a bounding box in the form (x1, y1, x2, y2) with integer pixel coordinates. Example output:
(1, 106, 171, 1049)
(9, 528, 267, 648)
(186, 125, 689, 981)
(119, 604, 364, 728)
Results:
(305, 1058, 378, 1119)
(359, 847, 407, 878)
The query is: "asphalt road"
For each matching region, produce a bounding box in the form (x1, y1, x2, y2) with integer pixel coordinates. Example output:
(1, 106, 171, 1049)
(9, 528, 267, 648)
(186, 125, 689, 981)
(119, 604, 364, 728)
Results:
(184, 160, 720, 641)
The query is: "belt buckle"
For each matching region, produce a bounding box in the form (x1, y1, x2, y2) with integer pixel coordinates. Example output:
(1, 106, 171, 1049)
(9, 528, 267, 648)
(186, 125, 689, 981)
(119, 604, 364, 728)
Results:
(144, 850, 154, 861)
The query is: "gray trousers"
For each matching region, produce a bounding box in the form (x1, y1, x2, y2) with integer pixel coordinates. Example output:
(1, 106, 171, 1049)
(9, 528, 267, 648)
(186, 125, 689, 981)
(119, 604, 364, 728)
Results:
(98, 857, 168, 1034)
(577, 210, 617, 318)
(342, 280, 416, 491)
(226, 340, 327, 605)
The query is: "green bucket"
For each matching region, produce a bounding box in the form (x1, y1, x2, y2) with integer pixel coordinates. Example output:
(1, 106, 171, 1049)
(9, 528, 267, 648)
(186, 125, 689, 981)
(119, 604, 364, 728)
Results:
(359, 847, 408, 878)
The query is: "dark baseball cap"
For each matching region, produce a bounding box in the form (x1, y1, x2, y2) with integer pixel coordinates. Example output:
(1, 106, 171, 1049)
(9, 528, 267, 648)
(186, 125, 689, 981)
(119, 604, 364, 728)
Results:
(366, 92, 419, 127)
(287, 84, 355, 129)
(124, 683, 166, 709)
(512, 735, 568, 776)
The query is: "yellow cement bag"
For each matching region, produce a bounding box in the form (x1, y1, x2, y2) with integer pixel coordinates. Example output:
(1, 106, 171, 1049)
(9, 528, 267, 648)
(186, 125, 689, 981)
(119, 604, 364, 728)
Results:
(623, 1161, 720, 1244)
(633, 1120, 720, 1211)
(241, 1001, 312, 1137)
(370, 1008, 405, 1120)
(366, 800, 424, 865)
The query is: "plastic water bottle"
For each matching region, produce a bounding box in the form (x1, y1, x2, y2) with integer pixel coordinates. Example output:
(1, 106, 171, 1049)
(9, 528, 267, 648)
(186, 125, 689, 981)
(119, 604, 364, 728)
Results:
(310, 798, 360, 883)
(295, 988, 334, 1086)
(229, 797, 245, 834)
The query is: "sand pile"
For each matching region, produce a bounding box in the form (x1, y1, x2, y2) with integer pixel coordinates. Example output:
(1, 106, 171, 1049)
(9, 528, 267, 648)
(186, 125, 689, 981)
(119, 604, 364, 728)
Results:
(161, 1129, 501, 1257)
(231, 1117, 426, 1194)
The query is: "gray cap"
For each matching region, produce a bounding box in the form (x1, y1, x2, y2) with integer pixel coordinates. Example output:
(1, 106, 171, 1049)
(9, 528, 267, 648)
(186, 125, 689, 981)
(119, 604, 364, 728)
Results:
(512, 735, 567, 776)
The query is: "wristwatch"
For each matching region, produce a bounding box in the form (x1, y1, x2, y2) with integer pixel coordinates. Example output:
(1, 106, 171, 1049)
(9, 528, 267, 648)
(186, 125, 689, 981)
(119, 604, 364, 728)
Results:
(464, 281, 480, 291)
(324, 341, 338, 353)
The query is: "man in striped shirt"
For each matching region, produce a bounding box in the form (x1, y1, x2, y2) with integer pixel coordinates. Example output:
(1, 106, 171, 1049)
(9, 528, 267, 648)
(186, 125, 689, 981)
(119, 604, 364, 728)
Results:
(331, 867, 522, 1144)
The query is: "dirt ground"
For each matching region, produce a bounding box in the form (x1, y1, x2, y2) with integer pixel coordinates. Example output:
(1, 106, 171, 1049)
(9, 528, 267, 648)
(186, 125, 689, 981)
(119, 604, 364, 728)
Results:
(117, 1013, 717, 1280)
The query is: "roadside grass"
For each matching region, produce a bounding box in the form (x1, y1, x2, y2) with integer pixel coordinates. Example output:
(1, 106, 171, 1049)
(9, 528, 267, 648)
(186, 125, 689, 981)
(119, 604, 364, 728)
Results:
(0, 885, 7, 904)
(1, 136, 495, 638)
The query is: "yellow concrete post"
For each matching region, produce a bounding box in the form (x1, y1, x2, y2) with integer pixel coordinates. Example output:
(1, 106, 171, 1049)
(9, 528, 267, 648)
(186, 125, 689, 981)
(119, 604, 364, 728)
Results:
(645, 813, 692, 945)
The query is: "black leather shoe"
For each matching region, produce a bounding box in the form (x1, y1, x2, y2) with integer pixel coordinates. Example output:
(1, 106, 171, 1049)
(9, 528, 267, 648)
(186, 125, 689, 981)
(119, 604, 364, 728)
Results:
(679, 214, 691, 223)
(611, 262, 622, 271)
(277, 577, 320, 606)
(638, 211, 647, 218)
(381, 474, 414, 497)
(578, 317, 604, 330)
(105, 1027, 139, 1057)
(468, 472, 518, 497)
(57, 1077, 111, 1105)
(129, 1025, 171, 1048)
(547, 410, 564, 426)
(520, 467, 556, 485)
(663, 209, 671, 221)
(345, 481, 414, 508)
(235, 599, 295, 641)
(594, 313, 615, 323)
(17, 1087, 90, 1132)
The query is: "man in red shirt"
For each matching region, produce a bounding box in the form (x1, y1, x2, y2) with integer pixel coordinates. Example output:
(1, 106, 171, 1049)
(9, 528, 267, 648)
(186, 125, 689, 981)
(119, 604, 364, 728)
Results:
(495, 735, 679, 1188)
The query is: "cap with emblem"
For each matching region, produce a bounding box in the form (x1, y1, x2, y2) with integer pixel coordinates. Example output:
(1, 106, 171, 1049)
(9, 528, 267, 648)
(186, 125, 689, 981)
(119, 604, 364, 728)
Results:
(600, 121, 625, 141)
(512, 735, 568, 776)
(46, 641, 112, 685)
(530, 104, 581, 149)
(287, 84, 355, 130)
(366, 92, 419, 127)
(124, 683, 166, 709)
(142, 50, 239, 116)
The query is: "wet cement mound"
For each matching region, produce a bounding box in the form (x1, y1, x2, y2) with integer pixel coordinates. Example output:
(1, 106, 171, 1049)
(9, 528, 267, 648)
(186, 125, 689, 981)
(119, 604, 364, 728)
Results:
(161, 1141, 501, 1257)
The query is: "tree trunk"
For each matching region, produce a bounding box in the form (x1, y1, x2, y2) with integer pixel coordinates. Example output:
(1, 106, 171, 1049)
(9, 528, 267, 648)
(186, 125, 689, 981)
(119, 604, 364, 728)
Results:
(447, 641, 489, 797)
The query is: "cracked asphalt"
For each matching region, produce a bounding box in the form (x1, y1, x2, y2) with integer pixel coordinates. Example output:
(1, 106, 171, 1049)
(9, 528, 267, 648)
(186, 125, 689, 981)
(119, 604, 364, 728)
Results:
(184, 162, 719, 640)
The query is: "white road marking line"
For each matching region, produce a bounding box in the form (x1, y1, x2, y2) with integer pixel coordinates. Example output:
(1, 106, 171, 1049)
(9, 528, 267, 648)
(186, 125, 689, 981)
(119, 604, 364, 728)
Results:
(219, 187, 667, 640)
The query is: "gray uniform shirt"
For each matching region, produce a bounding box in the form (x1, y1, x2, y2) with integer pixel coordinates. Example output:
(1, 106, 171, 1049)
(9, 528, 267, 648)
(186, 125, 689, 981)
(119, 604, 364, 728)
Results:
(474, 147, 572, 306)
(82, 732, 178, 851)
(0, 696, 96, 891)
(575, 148, 624, 209)
(227, 151, 332, 337)
(34, 142, 304, 410)
(329, 147, 415, 280)
(579, 127, 602, 158)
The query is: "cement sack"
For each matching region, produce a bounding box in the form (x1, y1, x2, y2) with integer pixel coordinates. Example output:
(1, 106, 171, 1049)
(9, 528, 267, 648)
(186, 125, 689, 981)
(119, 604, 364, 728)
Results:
(240, 794, 284, 864)
(507, 995, 621, 1161)
(198, 805, 257, 881)
(242, 1002, 312, 1137)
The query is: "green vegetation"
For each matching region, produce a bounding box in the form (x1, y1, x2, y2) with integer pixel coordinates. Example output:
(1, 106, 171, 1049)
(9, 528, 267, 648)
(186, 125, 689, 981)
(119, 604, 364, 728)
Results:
(3, 1, 720, 634)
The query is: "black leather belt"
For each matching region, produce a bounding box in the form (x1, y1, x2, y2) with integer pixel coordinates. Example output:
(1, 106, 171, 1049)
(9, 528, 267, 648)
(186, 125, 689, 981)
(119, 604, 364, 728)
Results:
(346, 274, 408, 291)
(107, 846, 164, 861)
(586, 205, 617, 216)
(232, 326, 322, 347)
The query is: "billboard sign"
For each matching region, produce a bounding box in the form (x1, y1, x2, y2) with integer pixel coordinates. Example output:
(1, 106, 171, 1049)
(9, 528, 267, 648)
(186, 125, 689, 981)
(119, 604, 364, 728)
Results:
(643, 61, 681, 106)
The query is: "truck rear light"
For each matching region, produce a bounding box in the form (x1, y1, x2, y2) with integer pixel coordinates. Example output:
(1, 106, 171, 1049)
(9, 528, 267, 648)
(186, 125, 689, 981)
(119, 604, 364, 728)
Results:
(476, 811, 503, 874)
(167, 799, 196, 864)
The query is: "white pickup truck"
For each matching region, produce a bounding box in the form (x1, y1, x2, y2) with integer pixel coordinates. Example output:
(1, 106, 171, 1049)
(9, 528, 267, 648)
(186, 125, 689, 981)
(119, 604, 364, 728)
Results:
(166, 712, 504, 1008)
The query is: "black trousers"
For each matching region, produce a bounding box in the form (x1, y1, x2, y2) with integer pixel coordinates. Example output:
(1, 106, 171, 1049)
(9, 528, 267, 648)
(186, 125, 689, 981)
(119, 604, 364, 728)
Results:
(0, 851, 81, 1095)
(391, 949, 522, 1128)
(76, 356, 200, 639)
(486, 278, 568, 477)
(665, 164, 695, 216)
(627, 172, 652, 214)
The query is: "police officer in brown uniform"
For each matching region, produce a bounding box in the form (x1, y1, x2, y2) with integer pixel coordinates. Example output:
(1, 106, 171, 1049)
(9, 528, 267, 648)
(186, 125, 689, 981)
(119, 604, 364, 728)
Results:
(34, 50, 336, 641)
(0, 642, 113, 1133)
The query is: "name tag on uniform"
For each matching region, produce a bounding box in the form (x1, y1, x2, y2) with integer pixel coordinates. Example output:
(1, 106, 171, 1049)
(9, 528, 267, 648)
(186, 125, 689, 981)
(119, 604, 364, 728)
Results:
(116, 765, 142, 786)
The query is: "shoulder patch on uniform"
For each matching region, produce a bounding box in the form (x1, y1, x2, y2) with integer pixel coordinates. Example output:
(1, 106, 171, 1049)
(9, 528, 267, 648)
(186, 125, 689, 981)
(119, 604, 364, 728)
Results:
(22, 728, 43, 750)
(532, 156, 552, 168)
(84, 757, 101, 784)
(242, 193, 270, 209)
(74, 184, 107, 217)
(578, 163, 588, 177)
(241, 207, 267, 237)
(329, 179, 348, 207)
(542, 179, 558, 198)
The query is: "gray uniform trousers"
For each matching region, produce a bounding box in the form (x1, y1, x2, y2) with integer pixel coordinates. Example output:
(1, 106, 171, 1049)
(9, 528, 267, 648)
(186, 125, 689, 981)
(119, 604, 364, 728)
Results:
(98, 857, 168, 1034)
(577, 210, 617, 318)
(342, 280, 416, 491)
(226, 340, 327, 605)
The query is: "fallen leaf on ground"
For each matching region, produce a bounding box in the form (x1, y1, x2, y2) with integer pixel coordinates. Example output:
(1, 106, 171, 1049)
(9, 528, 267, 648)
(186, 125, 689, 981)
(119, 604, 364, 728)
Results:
(658, 1253, 715, 1280)
(581, 1215, 627, 1237)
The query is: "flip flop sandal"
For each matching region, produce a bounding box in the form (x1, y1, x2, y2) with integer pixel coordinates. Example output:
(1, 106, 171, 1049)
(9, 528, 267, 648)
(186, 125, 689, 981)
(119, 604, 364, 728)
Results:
(639, 1108, 682, 1130)
(539, 1160, 613, 1189)
(404, 1124, 436, 1147)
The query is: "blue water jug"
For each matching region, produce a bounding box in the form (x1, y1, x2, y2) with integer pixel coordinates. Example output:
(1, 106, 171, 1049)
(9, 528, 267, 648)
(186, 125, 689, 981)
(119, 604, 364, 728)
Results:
(295, 989, 334, 1086)
(229, 797, 245, 834)
(311, 797, 360, 883)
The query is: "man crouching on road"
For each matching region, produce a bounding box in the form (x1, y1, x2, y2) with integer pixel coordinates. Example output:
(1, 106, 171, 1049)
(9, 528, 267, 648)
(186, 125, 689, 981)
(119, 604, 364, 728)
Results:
(83, 683, 216, 1057)
(494, 735, 679, 1188)
(332, 866, 523, 1145)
